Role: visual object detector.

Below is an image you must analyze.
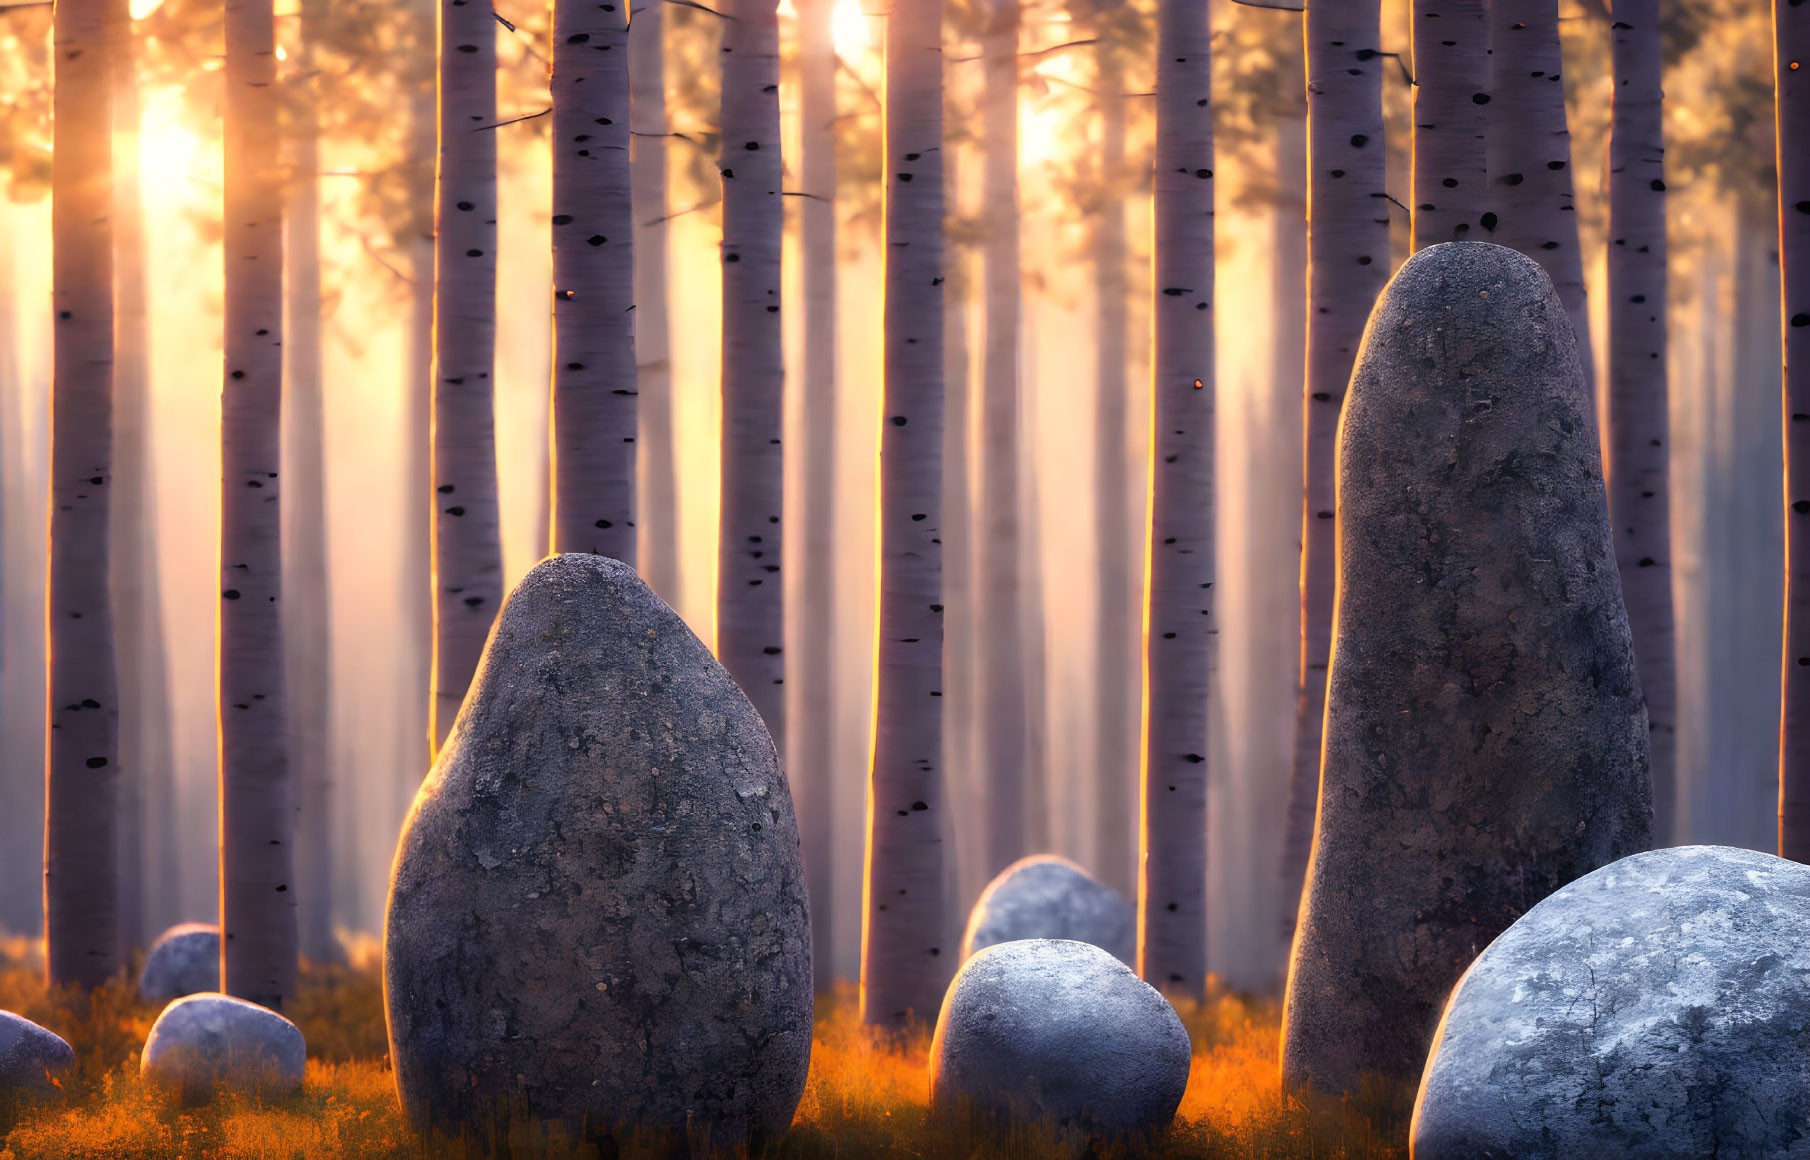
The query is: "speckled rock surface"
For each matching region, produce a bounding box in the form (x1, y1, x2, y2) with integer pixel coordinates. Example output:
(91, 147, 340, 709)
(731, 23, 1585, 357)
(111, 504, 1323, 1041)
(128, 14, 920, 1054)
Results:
(1414, 846, 1810, 1159)
(929, 939, 1190, 1139)
(0, 1010, 73, 1099)
(962, 856, 1134, 964)
(140, 993, 305, 1101)
(138, 923, 221, 1003)
(1281, 242, 1652, 1097)
(385, 553, 812, 1146)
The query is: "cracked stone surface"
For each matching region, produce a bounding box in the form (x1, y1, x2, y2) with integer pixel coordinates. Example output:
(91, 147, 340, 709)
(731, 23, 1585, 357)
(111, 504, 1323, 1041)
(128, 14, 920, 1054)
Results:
(0, 1010, 73, 1100)
(139, 923, 222, 1003)
(140, 993, 305, 1101)
(1281, 242, 1652, 1097)
(1413, 845, 1810, 1159)
(385, 553, 812, 1146)
(962, 856, 1134, 965)
(929, 939, 1191, 1140)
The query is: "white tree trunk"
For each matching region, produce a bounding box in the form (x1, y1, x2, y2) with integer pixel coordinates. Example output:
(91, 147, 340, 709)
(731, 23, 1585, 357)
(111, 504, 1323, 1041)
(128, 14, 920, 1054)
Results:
(631, 0, 680, 603)
(1777, 0, 1810, 858)
(1410, 0, 1488, 249)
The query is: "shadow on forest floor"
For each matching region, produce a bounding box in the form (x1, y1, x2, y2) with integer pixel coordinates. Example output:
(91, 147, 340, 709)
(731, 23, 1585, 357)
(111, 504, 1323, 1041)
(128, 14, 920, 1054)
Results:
(0, 939, 1408, 1159)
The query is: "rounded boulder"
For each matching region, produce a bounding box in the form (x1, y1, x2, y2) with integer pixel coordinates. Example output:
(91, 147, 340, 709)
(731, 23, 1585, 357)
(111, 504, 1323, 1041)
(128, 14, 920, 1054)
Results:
(1414, 845, 1810, 1159)
(140, 993, 306, 1102)
(929, 939, 1190, 1139)
(0, 1010, 73, 1100)
(962, 856, 1134, 964)
(385, 553, 812, 1147)
(138, 923, 221, 1003)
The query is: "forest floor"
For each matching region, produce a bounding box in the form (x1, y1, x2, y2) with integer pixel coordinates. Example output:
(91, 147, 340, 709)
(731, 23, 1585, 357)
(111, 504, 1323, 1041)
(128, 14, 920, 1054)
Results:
(0, 939, 1408, 1159)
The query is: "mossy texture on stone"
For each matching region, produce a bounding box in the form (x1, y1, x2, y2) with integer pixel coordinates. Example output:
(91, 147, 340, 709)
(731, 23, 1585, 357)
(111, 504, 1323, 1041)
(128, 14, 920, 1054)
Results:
(1281, 242, 1652, 1097)
(385, 553, 812, 1147)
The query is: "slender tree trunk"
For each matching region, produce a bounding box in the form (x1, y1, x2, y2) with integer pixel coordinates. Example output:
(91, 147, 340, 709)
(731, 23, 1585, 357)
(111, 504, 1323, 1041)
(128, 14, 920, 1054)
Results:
(430, 0, 503, 752)
(1484, 0, 1595, 395)
(861, 0, 947, 1028)
(285, 0, 337, 965)
(796, 0, 838, 993)
(551, 0, 634, 559)
(1777, 0, 1810, 859)
(1606, 0, 1672, 844)
(46, 0, 120, 992)
(108, 0, 152, 957)
(944, 250, 978, 914)
(0, 208, 28, 936)
(1409, 0, 1487, 250)
(221, 0, 295, 1008)
(979, 0, 1025, 879)
(1139, 0, 1214, 998)
(1090, 14, 1133, 898)
(717, 0, 785, 748)
(401, 0, 435, 807)
(631, 0, 679, 603)
(1279, 0, 1389, 943)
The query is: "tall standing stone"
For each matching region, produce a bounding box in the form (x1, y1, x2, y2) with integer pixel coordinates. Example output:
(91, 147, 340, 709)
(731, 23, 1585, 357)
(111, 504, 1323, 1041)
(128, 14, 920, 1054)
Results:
(1280, 242, 1652, 1097)
(385, 554, 812, 1146)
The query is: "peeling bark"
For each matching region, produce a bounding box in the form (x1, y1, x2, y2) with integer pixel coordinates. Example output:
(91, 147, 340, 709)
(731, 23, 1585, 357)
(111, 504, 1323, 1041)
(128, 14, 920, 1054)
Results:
(47, 0, 120, 991)
(862, 0, 949, 1028)
(717, 0, 785, 750)
(1140, 0, 1215, 999)
(221, 0, 296, 1008)
(430, 0, 503, 753)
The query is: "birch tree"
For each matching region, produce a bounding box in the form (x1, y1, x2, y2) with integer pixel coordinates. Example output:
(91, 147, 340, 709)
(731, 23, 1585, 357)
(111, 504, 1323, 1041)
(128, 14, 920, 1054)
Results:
(1485, 1, 1595, 390)
(1778, 0, 1810, 859)
(717, 0, 785, 748)
(431, 0, 503, 752)
(221, 0, 295, 1007)
(979, 0, 1026, 878)
(796, 0, 838, 992)
(1280, 0, 1389, 933)
(1606, 0, 1674, 847)
(630, 0, 679, 601)
(46, 0, 120, 991)
(551, 0, 634, 559)
(285, 0, 336, 965)
(1410, 0, 1488, 250)
(862, 0, 948, 1029)
(1139, 0, 1215, 998)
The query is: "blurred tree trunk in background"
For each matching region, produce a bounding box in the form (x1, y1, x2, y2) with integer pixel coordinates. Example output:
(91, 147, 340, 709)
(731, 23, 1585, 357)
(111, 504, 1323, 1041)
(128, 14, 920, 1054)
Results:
(1409, 0, 1487, 250)
(796, 0, 838, 993)
(109, 0, 176, 954)
(285, 0, 338, 967)
(717, 0, 786, 751)
(47, 0, 120, 992)
(1606, 0, 1674, 851)
(220, 0, 296, 1008)
(979, 0, 1026, 880)
(430, 0, 503, 754)
(551, 0, 635, 559)
(1140, 0, 1214, 1000)
(631, 0, 680, 604)
(862, 0, 949, 1029)
(1279, 0, 1389, 946)
(1777, 0, 1810, 859)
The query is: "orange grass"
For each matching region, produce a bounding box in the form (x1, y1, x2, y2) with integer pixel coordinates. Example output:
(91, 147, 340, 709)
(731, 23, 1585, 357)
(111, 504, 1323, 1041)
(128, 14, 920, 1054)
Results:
(0, 947, 1406, 1159)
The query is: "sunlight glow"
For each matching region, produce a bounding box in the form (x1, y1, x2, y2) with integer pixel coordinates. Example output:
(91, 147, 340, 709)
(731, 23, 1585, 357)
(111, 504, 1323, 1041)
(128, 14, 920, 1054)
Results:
(275, 44, 288, 62)
(129, 0, 165, 19)
(139, 96, 204, 202)
(831, 0, 870, 58)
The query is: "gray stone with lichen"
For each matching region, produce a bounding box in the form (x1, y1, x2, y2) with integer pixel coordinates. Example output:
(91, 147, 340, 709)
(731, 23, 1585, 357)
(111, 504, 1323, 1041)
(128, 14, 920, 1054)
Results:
(138, 923, 221, 1003)
(929, 939, 1190, 1140)
(962, 856, 1133, 964)
(0, 1010, 73, 1102)
(139, 993, 305, 1102)
(1414, 845, 1810, 1159)
(385, 553, 812, 1147)
(1281, 242, 1652, 1097)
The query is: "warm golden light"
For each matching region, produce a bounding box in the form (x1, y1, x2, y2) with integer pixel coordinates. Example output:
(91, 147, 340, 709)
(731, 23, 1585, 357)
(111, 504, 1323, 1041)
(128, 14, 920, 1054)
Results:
(831, 0, 870, 59)
(128, 0, 165, 19)
(138, 92, 205, 202)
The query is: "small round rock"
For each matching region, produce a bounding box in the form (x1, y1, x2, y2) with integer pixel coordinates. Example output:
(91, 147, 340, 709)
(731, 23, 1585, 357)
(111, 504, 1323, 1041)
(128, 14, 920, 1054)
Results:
(0, 1010, 74, 1099)
(930, 939, 1191, 1140)
(138, 923, 221, 1003)
(962, 856, 1135, 965)
(1414, 845, 1810, 1159)
(141, 993, 306, 1103)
